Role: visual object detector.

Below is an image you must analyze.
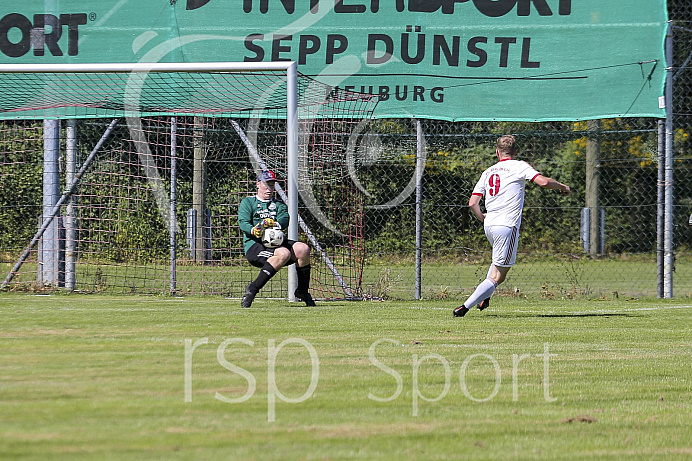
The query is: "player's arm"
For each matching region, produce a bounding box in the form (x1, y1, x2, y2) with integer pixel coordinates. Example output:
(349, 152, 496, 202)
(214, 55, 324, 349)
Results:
(238, 198, 258, 237)
(533, 175, 571, 196)
(468, 193, 485, 223)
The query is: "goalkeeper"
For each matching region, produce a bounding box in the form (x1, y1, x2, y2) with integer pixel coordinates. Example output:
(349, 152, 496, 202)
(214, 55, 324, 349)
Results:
(237, 170, 315, 308)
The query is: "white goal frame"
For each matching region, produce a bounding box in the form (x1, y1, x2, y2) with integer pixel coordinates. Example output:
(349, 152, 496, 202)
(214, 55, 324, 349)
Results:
(0, 62, 301, 297)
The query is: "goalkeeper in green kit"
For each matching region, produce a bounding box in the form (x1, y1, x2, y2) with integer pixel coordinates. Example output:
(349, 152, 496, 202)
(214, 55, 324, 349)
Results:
(237, 170, 315, 308)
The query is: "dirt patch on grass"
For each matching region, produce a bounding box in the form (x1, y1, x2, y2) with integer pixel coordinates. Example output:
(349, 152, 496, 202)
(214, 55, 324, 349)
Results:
(561, 414, 597, 424)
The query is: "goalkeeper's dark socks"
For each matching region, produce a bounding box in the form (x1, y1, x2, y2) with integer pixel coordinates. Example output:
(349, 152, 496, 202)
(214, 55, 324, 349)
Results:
(253, 262, 277, 291)
(295, 264, 312, 294)
(295, 265, 316, 306)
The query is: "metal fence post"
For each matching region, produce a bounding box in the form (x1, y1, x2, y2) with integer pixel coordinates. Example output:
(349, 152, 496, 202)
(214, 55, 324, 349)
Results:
(415, 119, 424, 300)
(65, 119, 77, 291)
(170, 117, 178, 295)
(657, 120, 665, 298)
(664, 21, 674, 298)
(586, 119, 601, 256)
(193, 116, 207, 263)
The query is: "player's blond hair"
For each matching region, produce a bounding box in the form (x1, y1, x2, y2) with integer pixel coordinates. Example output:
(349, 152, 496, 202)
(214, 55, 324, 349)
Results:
(496, 135, 517, 156)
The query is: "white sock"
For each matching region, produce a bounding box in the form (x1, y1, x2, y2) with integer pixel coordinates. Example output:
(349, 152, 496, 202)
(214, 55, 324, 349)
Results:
(463, 278, 497, 309)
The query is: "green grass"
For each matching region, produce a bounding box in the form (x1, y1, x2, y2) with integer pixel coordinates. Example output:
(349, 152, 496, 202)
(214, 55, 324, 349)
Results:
(1, 293, 691, 460)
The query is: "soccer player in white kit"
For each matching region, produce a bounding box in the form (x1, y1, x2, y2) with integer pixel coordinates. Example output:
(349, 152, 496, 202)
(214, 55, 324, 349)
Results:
(454, 135, 571, 318)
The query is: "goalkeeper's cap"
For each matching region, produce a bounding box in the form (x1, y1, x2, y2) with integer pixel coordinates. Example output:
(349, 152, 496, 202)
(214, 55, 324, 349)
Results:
(257, 170, 277, 182)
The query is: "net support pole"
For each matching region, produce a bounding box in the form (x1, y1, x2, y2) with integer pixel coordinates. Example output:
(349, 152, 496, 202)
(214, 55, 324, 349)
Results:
(1, 118, 119, 290)
(664, 21, 674, 298)
(41, 119, 61, 286)
(65, 119, 78, 291)
(170, 117, 178, 295)
(193, 116, 207, 263)
(286, 62, 299, 301)
(414, 119, 424, 300)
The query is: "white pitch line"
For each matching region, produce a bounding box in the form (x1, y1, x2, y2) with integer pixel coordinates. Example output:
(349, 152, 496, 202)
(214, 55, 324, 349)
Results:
(624, 305, 692, 311)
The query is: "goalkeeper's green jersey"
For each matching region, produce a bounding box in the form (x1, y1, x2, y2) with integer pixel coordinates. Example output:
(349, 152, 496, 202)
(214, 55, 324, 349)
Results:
(238, 195, 290, 254)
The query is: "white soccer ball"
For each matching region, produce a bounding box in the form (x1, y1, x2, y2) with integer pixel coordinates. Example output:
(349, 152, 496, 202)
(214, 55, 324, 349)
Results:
(262, 227, 284, 248)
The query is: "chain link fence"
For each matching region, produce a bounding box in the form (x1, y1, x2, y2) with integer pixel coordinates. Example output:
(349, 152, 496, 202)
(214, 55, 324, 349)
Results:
(1, 2, 691, 300)
(357, 117, 692, 300)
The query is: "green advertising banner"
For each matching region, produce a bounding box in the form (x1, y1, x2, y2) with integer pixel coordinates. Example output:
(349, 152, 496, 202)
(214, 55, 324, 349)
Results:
(0, 1, 667, 121)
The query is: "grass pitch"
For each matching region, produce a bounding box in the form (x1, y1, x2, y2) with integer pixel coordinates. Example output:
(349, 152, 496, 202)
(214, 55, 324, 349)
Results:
(1, 293, 690, 460)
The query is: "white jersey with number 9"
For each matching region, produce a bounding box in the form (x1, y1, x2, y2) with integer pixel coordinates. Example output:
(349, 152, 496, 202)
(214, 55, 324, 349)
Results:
(471, 159, 540, 229)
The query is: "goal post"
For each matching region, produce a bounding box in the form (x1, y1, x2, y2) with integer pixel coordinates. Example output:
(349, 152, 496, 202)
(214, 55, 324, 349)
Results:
(0, 62, 377, 299)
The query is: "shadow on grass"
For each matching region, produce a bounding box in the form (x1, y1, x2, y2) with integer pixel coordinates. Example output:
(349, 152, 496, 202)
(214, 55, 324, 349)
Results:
(535, 313, 637, 318)
(482, 312, 639, 318)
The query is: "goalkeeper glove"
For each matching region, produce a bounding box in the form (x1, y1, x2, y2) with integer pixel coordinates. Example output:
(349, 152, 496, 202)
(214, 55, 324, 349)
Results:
(251, 224, 263, 238)
(261, 218, 276, 228)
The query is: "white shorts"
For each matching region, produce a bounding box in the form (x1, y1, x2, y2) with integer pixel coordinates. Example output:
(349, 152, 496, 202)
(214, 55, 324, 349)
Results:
(485, 225, 519, 267)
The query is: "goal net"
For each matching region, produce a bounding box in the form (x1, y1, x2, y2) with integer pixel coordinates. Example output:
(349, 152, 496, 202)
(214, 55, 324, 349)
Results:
(0, 63, 377, 300)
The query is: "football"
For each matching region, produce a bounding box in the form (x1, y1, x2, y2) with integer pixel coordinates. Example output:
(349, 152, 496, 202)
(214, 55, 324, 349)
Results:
(262, 227, 284, 248)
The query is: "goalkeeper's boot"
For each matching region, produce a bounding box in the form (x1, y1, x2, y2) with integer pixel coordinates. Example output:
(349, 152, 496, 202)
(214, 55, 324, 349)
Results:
(477, 297, 490, 311)
(294, 290, 317, 307)
(241, 284, 257, 308)
(453, 305, 470, 317)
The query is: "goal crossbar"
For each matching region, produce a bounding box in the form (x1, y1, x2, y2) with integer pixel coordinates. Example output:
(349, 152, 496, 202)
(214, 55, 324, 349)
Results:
(0, 62, 301, 121)
(0, 62, 297, 74)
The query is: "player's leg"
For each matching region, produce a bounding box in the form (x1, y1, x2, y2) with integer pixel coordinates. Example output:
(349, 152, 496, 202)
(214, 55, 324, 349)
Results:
(477, 263, 514, 309)
(454, 226, 518, 317)
(463, 264, 511, 309)
(291, 241, 316, 306)
(242, 244, 290, 308)
(478, 266, 495, 311)
(454, 276, 498, 317)
(488, 263, 511, 285)
(251, 248, 291, 292)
